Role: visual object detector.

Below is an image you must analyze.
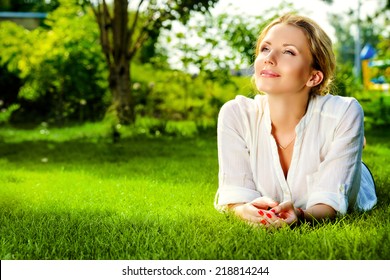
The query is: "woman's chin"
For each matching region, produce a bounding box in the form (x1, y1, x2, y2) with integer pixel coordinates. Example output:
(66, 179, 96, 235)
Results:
(256, 84, 278, 95)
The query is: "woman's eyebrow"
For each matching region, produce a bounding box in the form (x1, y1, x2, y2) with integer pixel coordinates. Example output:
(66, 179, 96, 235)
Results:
(283, 43, 298, 48)
(262, 41, 299, 48)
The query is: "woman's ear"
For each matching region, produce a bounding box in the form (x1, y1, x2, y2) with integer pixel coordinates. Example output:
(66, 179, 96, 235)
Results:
(306, 70, 324, 87)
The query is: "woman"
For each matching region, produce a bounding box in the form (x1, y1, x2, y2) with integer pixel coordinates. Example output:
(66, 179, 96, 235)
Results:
(215, 13, 377, 228)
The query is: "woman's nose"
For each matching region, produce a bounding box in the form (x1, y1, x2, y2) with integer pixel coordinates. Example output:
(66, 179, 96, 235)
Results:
(264, 52, 275, 65)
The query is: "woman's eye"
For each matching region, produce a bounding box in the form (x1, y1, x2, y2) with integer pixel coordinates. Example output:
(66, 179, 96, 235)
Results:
(283, 50, 295, 55)
(261, 46, 270, 52)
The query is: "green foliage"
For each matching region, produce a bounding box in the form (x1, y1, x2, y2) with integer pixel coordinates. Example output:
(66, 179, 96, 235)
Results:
(0, 0, 59, 12)
(4, 0, 387, 131)
(161, 2, 295, 76)
(0, 21, 33, 77)
(329, 2, 388, 83)
(165, 120, 198, 137)
(0, 104, 20, 125)
(131, 63, 243, 130)
(333, 62, 361, 97)
(377, 36, 390, 60)
(0, 125, 389, 259)
(134, 0, 220, 65)
(355, 90, 390, 129)
(328, 2, 390, 127)
(133, 117, 165, 136)
(85, 0, 222, 124)
(0, 2, 109, 124)
(1, 6, 256, 128)
(215, 6, 288, 67)
(133, 117, 199, 137)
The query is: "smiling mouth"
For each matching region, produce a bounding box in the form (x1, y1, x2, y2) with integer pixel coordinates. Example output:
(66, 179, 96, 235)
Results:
(260, 70, 280, 77)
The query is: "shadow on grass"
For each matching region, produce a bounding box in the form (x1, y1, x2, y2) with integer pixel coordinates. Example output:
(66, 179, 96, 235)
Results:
(365, 127, 390, 147)
(0, 136, 217, 165)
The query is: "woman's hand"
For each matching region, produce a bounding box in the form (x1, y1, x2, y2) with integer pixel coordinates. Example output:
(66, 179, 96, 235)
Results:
(229, 197, 281, 227)
(271, 201, 300, 225)
(230, 198, 336, 228)
(271, 202, 336, 225)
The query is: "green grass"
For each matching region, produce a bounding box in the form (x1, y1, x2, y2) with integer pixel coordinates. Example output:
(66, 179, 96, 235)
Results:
(0, 123, 389, 260)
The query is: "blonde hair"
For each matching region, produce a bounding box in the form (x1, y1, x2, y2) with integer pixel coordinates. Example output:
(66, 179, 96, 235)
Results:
(255, 13, 336, 96)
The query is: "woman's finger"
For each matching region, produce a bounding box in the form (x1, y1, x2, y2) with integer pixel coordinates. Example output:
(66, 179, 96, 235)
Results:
(251, 197, 279, 209)
(271, 201, 294, 214)
(257, 209, 280, 226)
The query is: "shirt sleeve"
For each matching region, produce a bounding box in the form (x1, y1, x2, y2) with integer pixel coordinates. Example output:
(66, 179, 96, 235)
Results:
(214, 98, 261, 210)
(306, 98, 364, 214)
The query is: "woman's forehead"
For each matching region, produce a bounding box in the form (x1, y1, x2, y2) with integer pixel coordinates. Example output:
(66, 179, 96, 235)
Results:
(263, 24, 308, 46)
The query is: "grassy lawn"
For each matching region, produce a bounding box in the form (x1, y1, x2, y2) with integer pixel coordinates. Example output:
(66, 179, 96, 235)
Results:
(0, 123, 389, 260)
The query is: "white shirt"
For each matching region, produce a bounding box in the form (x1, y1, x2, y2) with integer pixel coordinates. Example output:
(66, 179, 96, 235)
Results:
(215, 94, 377, 214)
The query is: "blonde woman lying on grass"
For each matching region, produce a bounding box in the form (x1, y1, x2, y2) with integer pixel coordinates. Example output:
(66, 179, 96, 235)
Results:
(215, 13, 377, 228)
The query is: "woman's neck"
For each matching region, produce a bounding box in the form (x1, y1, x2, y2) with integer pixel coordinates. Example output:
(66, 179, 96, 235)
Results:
(268, 93, 310, 132)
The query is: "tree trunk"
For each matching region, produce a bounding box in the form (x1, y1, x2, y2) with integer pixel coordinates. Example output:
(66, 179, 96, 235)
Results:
(91, 0, 221, 124)
(109, 57, 134, 124)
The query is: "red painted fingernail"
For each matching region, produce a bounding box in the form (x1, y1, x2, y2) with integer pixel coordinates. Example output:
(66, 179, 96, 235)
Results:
(271, 209, 276, 213)
(261, 219, 267, 225)
(266, 213, 272, 218)
(258, 210, 264, 216)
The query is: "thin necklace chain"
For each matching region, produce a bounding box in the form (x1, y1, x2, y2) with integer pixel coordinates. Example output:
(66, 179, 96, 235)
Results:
(276, 134, 296, 150)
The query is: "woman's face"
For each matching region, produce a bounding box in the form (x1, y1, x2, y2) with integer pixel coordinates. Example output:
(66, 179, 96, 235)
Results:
(254, 23, 315, 96)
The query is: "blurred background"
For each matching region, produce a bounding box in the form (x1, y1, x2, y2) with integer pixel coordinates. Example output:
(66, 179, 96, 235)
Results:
(0, 0, 389, 138)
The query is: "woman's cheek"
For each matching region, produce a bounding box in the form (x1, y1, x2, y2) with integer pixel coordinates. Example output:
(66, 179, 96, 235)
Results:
(254, 56, 263, 70)
(254, 58, 263, 80)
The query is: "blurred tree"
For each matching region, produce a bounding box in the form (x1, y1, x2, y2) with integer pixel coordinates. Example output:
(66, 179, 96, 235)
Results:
(328, 0, 389, 96)
(162, 2, 295, 83)
(87, 0, 220, 125)
(330, 15, 382, 65)
(0, 1, 109, 124)
(0, 0, 59, 12)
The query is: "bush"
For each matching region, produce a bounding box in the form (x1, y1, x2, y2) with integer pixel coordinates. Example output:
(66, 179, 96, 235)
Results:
(131, 63, 244, 130)
(0, 104, 20, 125)
(358, 91, 390, 129)
(0, 4, 109, 125)
(165, 120, 198, 137)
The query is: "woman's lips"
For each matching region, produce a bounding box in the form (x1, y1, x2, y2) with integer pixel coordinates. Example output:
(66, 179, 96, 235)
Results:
(260, 69, 280, 77)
